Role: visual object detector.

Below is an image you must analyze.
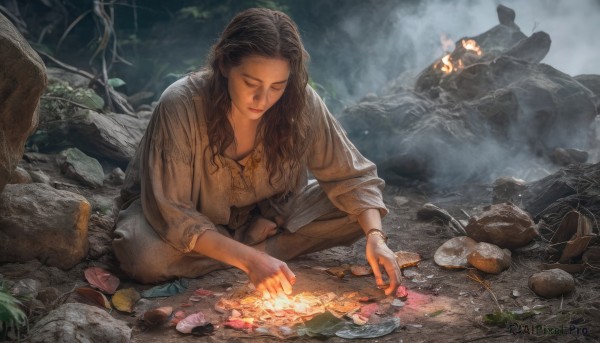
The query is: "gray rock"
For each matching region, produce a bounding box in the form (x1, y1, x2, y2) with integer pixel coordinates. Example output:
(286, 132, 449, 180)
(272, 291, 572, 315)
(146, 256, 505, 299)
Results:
(0, 183, 90, 269)
(42, 109, 148, 167)
(28, 169, 51, 184)
(528, 269, 575, 298)
(467, 242, 511, 274)
(465, 202, 538, 249)
(57, 147, 104, 188)
(108, 167, 126, 185)
(89, 194, 114, 215)
(434, 236, 478, 269)
(30, 303, 131, 343)
(8, 166, 32, 184)
(492, 176, 526, 204)
(0, 13, 47, 194)
(9, 278, 41, 298)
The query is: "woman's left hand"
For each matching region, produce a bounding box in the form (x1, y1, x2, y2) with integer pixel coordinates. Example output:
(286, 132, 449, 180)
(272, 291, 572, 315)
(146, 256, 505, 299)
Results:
(365, 234, 401, 296)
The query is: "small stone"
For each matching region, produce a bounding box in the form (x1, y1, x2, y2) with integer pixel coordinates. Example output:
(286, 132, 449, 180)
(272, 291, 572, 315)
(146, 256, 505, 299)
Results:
(391, 299, 405, 307)
(528, 269, 575, 298)
(467, 242, 511, 274)
(393, 196, 409, 207)
(434, 236, 478, 269)
(109, 167, 126, 185)
(9, 167, 32, 184)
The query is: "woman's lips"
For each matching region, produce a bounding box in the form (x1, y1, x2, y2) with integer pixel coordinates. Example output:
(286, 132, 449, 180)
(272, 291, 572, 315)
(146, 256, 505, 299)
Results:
(249, 108, 264, 113)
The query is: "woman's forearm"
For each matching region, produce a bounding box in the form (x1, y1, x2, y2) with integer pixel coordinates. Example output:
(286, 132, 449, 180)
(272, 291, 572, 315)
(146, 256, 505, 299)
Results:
(357, 208, 383, 234)
(192, 230, 256, 273)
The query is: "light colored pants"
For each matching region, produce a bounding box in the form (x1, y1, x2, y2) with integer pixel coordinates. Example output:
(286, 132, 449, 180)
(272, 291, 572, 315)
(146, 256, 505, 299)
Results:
(112, 187, 362, 284)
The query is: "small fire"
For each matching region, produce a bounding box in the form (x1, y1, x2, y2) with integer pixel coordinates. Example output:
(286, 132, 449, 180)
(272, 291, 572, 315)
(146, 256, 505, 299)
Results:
(461, 39, 482, 55)
(260, 293, 320, 314)
(436, 37, 483, 74)
(439, 54, 462, 73)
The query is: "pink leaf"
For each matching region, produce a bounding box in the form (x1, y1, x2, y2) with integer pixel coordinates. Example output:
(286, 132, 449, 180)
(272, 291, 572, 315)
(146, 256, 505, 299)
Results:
(194, 288, 214, 296)
(83, 267, 120, 294)
(395, 285, 409, 299)
(224, 318, 256, 332)
(359, 303, 379, 318)
(176, 312, 206, 334)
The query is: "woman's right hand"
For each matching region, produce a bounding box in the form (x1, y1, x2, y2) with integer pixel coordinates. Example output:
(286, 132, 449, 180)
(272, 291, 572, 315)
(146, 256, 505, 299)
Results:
(246, 251, 296, 299)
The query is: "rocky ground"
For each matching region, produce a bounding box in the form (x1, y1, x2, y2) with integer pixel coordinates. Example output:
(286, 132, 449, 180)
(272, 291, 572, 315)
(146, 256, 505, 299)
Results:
(2, 153, 599, 342)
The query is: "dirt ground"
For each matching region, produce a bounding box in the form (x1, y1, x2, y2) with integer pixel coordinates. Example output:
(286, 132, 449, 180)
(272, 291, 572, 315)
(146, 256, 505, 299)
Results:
(3, 157, 600, 343)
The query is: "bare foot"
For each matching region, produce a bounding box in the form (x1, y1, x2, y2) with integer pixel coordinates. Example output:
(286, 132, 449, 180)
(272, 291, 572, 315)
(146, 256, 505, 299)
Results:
(243, 216, 278, 246)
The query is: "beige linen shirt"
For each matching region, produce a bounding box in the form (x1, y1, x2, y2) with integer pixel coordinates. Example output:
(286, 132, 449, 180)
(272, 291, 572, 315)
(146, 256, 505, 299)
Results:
(120, 72, 387, 253)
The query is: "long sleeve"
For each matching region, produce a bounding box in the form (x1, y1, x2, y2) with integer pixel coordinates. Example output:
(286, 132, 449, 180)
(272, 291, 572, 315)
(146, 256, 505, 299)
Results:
(138, 82, 217, 253)
(306, 87, 388, 218)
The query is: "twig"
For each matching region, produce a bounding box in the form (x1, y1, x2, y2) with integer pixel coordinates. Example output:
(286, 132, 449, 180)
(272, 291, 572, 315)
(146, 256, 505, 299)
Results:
(56, 9, 92, 52)
(467, 271, 503, 312)
(35, 49, 135, 116)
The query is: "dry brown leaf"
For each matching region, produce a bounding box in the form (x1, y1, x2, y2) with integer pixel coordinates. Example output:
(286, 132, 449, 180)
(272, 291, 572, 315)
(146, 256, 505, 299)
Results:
(84, 267, 120, 294)
(111, 288, 140, 313)
(142, 306, 173, 326)
(395, 251, 422, 268)
(75, 287, 112, 309)
(326, 265, 349, 278)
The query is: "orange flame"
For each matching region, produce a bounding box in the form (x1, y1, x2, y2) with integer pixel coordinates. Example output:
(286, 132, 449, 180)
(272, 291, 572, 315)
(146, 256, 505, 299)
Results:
(436, 37, 482, 74)
(461, 39, 482, 55)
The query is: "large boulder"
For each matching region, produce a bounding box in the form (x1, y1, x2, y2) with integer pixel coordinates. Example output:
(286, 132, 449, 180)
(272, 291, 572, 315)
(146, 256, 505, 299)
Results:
(465, 202, 538, 249)
(0, 13, 47, 194)
(0, 183, 90, 269)
(30, 303, 131, 343)
(339, 5, 598, 185)
(35, 107, 147, 168)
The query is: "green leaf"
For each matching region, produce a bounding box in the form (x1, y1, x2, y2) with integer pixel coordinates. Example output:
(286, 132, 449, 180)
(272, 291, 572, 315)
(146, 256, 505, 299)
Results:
(108, 78, 126, 88)
(0, 289, 28, 337)
(484, 308, 544, 327)
(297, 311, 347, 337)
(78, 93, 105, 110)
(425, 309, 444, 317)
(141, 279, 189, 298)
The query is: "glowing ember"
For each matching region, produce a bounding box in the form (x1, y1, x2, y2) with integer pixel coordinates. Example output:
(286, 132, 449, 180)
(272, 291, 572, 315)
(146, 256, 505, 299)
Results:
(461, 39, 482, 55)
(215, 290, 364, 328)
(440, 54, 455, 73)
(260, 293, 323, 315)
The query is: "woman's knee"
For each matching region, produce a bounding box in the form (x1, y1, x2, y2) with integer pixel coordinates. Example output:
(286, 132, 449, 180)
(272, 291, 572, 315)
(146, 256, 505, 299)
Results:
(112, 231, 169, 284)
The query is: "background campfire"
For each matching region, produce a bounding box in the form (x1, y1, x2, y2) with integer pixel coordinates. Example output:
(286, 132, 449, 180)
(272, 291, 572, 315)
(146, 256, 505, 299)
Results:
(340, 4, 599, 186)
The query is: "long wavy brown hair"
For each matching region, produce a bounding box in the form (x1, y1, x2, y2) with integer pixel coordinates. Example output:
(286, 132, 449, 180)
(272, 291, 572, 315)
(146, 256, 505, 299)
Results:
(202, 8, 311, 193)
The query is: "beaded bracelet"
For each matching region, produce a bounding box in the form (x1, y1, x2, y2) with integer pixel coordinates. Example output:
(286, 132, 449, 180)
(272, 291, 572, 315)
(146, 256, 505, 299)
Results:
(366, 228, 388, 243)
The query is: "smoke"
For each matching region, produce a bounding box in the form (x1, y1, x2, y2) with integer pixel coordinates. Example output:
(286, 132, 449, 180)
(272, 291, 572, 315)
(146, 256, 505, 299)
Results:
(328, 0, 600, 186)
(312, 0, 600, 107)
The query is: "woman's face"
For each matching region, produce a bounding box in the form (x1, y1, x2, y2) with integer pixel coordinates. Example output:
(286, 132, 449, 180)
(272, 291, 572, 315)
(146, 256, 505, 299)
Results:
(226, 55, 290, 122)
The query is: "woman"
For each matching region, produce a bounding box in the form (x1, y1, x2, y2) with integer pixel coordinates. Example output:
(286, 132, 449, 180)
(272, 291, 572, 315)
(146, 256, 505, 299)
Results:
(113, 8, 401, 299)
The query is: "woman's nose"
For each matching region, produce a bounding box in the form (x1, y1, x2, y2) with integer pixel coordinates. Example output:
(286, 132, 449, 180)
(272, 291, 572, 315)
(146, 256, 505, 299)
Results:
(253, 88, 269, 106)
